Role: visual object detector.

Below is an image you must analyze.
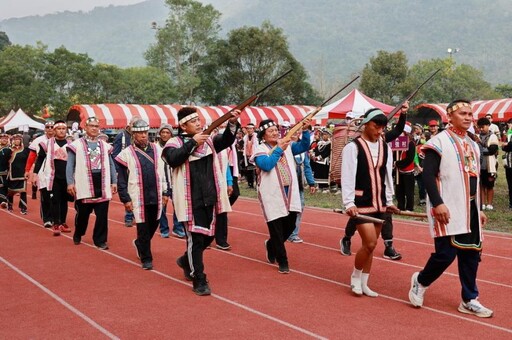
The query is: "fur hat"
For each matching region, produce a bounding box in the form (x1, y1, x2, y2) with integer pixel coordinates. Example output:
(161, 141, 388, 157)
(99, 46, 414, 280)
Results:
(157, 123, 173, 136)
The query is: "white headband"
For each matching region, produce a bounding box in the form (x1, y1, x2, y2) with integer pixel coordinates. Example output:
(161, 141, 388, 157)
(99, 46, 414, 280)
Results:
(179, 112, 199, 125)
(261, 121, 277, 131)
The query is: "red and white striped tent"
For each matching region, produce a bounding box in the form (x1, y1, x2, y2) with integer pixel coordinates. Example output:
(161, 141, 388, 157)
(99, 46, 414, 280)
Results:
(316, 89, 395, 120)
(67, 104, 326, 129)
(472, 98, 512, 121)
(416, 99, 512, 124)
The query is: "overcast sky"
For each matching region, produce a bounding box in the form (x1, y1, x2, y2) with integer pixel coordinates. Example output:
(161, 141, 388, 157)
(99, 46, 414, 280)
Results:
(0, 0, 144, 20)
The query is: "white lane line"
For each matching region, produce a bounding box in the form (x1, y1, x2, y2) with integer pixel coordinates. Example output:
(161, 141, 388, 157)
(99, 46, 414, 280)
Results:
(0, 256, 120, 340)
(0, 212, 328, 340)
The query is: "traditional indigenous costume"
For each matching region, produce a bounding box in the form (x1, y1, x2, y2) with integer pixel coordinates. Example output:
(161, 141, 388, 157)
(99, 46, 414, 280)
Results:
(67, 123, 116, 248)
(7, 135, 29, 213)
(0, 133, 11, 208)
(252, 119, 311, 273)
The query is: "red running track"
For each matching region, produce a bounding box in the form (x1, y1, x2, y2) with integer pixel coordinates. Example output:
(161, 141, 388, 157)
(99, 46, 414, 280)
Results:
(1, 196, 511, 339)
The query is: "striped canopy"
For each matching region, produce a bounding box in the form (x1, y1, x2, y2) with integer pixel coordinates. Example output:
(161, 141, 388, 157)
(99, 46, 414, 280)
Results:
(67, 104, 326, 129)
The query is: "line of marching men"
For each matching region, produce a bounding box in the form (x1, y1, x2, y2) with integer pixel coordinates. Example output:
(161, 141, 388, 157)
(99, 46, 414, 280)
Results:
(14, 102, 493, 318)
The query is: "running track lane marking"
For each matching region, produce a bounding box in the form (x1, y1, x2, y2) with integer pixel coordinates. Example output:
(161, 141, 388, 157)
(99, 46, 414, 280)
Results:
(2, 213, 328, 340)
(0, 256, 120, 340)
(5, 210, 512, 335)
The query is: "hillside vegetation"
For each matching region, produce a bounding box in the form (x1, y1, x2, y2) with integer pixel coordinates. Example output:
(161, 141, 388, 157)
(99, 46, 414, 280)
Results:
(1, 0, 511, 86)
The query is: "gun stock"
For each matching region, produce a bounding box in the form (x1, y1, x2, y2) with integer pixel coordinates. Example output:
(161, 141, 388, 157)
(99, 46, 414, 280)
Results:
(202, 69, 293, 135)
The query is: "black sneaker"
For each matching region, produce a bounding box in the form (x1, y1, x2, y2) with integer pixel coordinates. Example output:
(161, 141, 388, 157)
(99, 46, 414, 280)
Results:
(176, 257, 193, 281)
(142, 261, 153, 270)
(133, 239, 140, 259)
(193, 276, 211, 296)
(278, 263, 290, 274)
(340, 237, 351, 256)
(265, 239, 276, 264)
(383, 245, 402, 260)
(73, 235, 81, 245)
(96, 243, 109, 250)
(216, 243, 231, 251)
(20, 209, 27, 215)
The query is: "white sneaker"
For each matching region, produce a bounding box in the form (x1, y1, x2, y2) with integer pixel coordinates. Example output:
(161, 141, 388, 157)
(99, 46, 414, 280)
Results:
(362, 285, 379, 297)
(351, 275, 362, 295)
(481, 205, 487, 210)
(458, 299, 493, 318)
(409, 272, 427, 307)
(486, 204, 494, 211)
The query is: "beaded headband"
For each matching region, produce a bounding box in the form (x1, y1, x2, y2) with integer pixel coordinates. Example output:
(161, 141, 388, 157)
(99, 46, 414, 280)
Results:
(179, 112, 199, 125)
(261, 121, 277, 131)
(446, 102, 471, 114)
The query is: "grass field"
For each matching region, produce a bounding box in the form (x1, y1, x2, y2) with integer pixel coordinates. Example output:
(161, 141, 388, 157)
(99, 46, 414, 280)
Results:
(238, 162, 511, 234)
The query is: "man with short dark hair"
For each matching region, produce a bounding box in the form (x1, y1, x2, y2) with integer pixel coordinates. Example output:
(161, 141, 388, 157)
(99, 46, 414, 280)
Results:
(162, 107, 240, 295)
(502, 119, 512, 209)
(409, 99, 493, 318)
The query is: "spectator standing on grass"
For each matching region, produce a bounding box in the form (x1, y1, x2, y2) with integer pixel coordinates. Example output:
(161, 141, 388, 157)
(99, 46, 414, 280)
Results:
(409, 99, 493, 318)
(502, 118, 512, 209)
(342, 108, 399, 297)
(476, 117, 499, 211)
(252, 118, 311, 274)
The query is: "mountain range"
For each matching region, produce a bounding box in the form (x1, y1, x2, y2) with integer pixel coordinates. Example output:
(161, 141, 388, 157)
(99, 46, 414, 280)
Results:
(1, 0, 511, 86)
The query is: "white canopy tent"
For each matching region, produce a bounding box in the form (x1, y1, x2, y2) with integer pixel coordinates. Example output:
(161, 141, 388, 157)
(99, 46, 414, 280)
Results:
(0, 109, 45, 131)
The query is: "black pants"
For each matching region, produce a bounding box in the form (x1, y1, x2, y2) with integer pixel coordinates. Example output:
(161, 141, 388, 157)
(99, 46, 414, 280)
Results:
(47, 178, 68, 225)
(180, 232, 215, 280)
(39, 188, 53, 224)
(229, 172, 240, 206)
(506, 167, 512, 208)
(134, 204, 160, 263)
(0, 174, 7, 203)
(415, 173, 426, 201)
(396, 172, 415, 211)
(74, 200, 110, 246)
(344, 212, 394, 241)
(266, 212, 298, 266)
(8, 192, 27, 210)
(215, 212, 228, 245)
(179, 205, 215, 279)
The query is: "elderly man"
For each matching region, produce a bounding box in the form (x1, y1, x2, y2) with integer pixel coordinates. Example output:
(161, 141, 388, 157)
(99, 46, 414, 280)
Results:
(116, 119, 164, 270)
(67, 117, 117, 250)
(409, 99, 493, 318)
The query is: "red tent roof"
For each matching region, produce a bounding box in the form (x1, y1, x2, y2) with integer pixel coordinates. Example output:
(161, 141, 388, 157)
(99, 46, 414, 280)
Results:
(316, 89, 395, 119)
(67, 104, 326, 129)
(472, 98, 512, 121)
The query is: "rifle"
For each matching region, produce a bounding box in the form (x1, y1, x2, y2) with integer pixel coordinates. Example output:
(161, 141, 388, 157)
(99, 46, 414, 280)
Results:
(272, 75, 360, 149)
(333, 209, 385, 224)
(202, 69, 293, 135)
(385, 68, 441, 121)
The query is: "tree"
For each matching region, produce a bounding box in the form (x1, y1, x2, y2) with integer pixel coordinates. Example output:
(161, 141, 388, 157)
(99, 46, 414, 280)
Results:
(407, 58, 498, 104)
(144, 0, 221, 103)
(0, 32, 11, 51)
(495, 84, 512, 98)
(197, 21, 320, 106)
(359, 50, 408, 105)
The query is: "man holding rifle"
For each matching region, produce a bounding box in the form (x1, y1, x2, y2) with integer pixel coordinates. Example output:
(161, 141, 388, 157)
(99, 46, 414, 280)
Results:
(162, 107, 240, 296)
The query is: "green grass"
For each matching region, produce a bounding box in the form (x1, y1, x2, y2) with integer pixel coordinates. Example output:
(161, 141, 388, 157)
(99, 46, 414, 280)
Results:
(238, 164, 511, 234)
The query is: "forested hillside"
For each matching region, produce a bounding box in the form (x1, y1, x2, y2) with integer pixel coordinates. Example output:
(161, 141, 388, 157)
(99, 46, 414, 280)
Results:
(1, 0, 511, 85)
